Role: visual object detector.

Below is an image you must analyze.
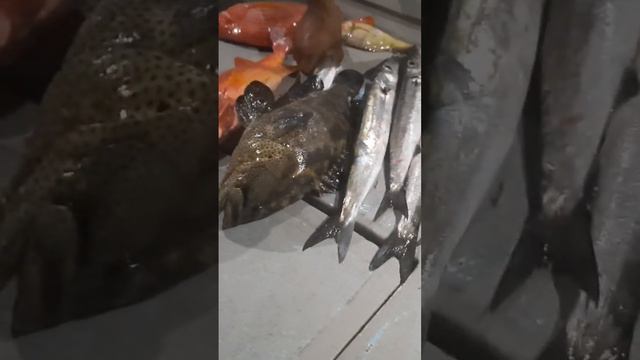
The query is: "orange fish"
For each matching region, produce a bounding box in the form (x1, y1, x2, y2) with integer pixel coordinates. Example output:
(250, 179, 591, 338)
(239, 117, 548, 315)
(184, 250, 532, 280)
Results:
(219, 1, 375, 51)
(218, 42, 295, 142)
(219, 2, 306, 50)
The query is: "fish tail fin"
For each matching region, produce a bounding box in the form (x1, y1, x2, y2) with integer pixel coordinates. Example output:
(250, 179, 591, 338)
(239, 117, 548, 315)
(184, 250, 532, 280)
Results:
(336, 221, 355, 263)
(546, 207, 600, 304)
(303, 215, 341, 250)
(488, 215, 545, 311)
(390, 188, 408, 218)
(369, 230, 418, 283)
(373, 192, 392, 221)
(489, 206, 600, 311)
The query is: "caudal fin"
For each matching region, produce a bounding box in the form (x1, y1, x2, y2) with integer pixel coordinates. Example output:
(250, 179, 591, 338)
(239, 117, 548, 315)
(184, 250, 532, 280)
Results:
(373, 192, 392, 220)
(545, 204, 600, 304)
(369, 230, 418, 283)
(336, 221, 355, 263)
(303, 216, 355, 263)
(374, 189, 408, 221)
(488, 216, 545, 311)
(489, 206, 600, 312)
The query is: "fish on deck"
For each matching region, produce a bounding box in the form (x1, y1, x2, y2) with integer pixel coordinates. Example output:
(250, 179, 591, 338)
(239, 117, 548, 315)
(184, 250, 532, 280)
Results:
(303, 57, 400, 262)
(491, 0, 640, 311)
(218, 42, 295, 144)
(341, 20, 413, 53)
(537, 94, 640, 360)
(219, 70, 364, 229)
(218, 1, 375, 51)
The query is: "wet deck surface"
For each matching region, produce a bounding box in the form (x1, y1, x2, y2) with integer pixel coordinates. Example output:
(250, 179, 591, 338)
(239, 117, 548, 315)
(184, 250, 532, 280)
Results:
(218, 1, 421, 359)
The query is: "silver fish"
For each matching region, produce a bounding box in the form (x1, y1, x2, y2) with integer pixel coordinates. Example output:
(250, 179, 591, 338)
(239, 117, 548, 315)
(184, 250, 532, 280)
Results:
(375, 46, 422, 219)
(541, 0, 640, 296)
(422, 0, 544, 323)
(304, 57, 400, 262)
(370, 151, 421, 283)
(538, 95, 640, 360)
(493, 0, 640, 309)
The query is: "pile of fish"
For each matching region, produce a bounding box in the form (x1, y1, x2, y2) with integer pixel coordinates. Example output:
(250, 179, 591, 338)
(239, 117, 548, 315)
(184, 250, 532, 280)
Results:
(422, 0, 640, 358)
(219, 45, 422, 283)
(217, 0, 414, 154)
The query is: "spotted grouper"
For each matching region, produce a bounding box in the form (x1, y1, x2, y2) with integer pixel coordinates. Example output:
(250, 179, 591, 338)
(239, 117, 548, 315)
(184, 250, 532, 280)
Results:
(219, 69, 364, 229)
(0, 0, 217, 336)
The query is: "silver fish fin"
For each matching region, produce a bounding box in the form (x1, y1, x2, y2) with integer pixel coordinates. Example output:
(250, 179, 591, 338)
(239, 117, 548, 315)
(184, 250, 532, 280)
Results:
(336, 221, 355, 263)
(303, 215, 341, 250)
(488, 215, 545, 311)
(369, 230, 417, 283)
(373, 192, 392, 221)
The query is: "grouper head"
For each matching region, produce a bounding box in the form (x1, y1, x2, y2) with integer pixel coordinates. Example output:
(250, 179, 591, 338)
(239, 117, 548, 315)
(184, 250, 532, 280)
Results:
(218, 140, 303, 229)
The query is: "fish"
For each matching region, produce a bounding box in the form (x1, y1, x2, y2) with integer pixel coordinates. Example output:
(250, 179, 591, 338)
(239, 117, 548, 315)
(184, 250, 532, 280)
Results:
(218, 41, 295, 143)
(370, 151, 420, 283)
(218, 1, 375, 51)
(0, 0, 218, 336)
(303, 57, 400, 262)
(491, 0, 640, 310)
(341, 20, 413, 53)
(375, 47, 421, 219)
(422, 0, 544, 328)
(291, 0, 344, 74)
(219, 69, 364, 229)
(218, 2, 307, 50)
(536, 94, 640, 360)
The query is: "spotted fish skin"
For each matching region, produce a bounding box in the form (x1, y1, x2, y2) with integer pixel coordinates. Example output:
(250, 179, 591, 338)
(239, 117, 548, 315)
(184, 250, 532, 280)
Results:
(0, 0, 217, 336)
(219, 70, 364, 229)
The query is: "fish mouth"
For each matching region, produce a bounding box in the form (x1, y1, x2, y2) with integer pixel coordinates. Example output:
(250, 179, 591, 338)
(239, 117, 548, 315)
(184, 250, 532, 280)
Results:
(219, 186, 244, 230)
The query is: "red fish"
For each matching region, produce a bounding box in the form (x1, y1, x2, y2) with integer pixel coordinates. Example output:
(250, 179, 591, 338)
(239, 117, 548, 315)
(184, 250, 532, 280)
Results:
(218, 42, 295, 143)
(219, 1, 374, 51)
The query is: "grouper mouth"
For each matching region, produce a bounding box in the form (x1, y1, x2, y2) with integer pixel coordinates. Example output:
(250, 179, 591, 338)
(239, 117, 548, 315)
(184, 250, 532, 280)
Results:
(219, 186, 244, 230)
